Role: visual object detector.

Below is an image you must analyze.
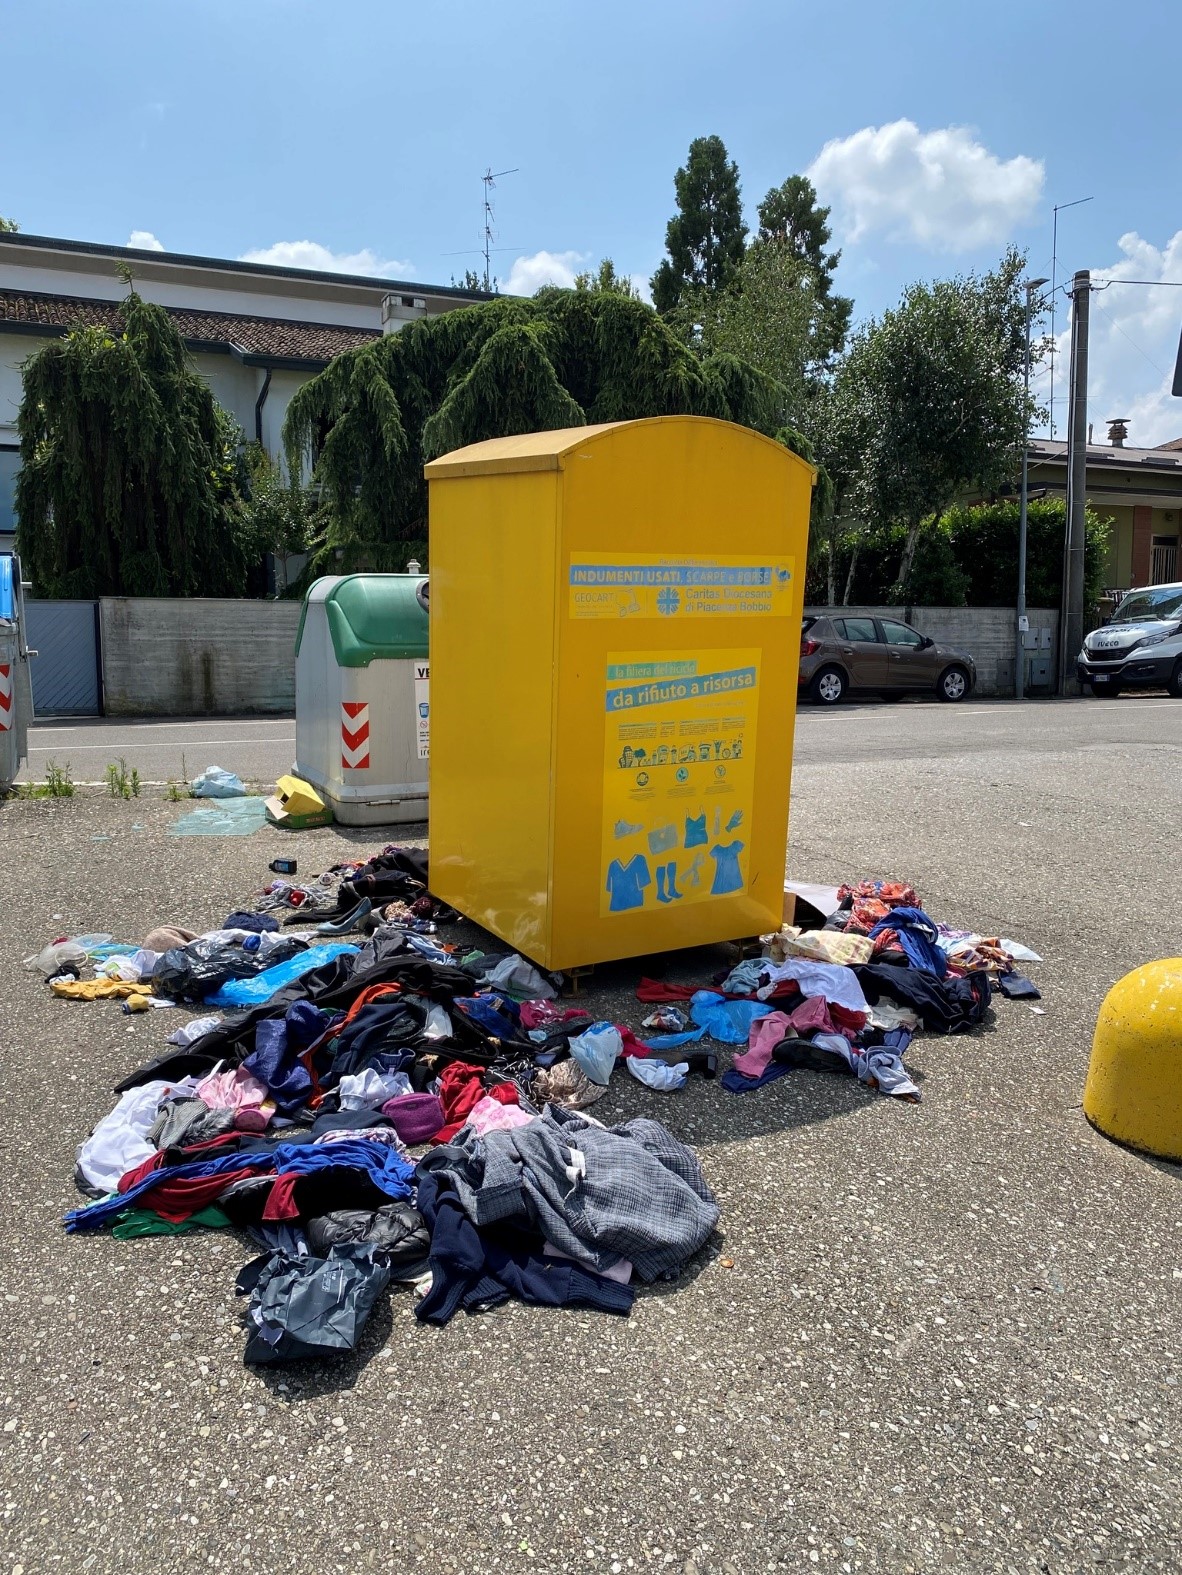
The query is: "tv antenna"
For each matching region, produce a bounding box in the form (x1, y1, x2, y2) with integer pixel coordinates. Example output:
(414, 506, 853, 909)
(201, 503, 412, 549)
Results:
(482, 166, 517, 291)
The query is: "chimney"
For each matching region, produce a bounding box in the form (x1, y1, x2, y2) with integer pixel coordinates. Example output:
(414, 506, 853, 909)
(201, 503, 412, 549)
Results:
(1107, 417, 1129, 448)
(382, 293, 427, 334)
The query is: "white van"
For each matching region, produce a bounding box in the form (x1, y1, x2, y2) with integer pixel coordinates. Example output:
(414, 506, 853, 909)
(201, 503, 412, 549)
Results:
(1076, 582, 1182, 697)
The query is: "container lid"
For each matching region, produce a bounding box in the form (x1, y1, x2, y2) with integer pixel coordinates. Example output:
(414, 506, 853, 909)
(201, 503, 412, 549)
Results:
(296, 574, 429, 667)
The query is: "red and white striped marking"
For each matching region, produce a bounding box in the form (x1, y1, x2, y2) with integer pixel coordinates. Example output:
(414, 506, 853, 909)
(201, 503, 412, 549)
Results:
(341, 700, 370, 769)
(0, 664, 11, 732)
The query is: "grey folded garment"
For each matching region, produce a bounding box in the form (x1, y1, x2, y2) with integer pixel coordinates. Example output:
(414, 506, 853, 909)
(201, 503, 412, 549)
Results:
(148, 1096, 236, 1150)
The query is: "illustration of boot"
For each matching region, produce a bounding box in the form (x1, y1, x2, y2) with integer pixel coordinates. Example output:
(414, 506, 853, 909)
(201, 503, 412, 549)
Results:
(656, 865, 671, 903)
(665, 861, 683, 899)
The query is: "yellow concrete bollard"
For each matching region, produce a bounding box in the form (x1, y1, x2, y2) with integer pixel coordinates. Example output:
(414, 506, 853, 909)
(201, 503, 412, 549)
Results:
(1084, 959, 1182, 1160)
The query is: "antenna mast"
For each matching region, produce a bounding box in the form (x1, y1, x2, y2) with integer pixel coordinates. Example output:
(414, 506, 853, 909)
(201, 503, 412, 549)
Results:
(482, 166, 518, 291)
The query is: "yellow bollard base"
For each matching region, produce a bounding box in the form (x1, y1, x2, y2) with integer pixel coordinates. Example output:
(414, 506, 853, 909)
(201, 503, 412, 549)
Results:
(1083, 958, 1182, 1162)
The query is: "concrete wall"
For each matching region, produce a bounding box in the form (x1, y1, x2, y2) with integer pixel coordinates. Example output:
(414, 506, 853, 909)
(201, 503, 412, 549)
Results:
(803, 605, 1060, 696)
(99, 597, 300, 716)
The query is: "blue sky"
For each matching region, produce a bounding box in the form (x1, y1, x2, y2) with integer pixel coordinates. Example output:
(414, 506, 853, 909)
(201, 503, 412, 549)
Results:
(4, 0, 1182, 441)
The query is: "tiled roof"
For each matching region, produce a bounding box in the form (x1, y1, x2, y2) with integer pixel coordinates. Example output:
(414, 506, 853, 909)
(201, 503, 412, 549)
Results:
(1156, 437, 1182, 451)
(0, 287, 380, 366)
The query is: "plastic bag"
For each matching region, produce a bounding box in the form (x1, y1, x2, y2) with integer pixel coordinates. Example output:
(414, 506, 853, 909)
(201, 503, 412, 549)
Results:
(24, 940, 88, 977)
(570, 1022, 623, 1086)
(152, 938, 268, 1002)
(236, 1244, 391, 1364)
(191, 765, 246, 799)
(205, 942, 356, 1008)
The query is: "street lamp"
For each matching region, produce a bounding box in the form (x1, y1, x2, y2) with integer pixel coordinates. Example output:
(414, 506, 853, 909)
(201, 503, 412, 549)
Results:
(1016, 277, 1049, 700)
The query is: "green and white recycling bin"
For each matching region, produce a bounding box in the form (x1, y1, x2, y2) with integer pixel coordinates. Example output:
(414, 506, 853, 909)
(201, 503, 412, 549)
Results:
(294, 573, 430, 826)
(0, 554, 35, 794)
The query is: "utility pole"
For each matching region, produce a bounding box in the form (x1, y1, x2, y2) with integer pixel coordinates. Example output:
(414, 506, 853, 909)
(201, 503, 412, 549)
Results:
(1048, 196, 1092, 438)
(1059, 270, 1090, 695)
(1015, 277, 1048, 700)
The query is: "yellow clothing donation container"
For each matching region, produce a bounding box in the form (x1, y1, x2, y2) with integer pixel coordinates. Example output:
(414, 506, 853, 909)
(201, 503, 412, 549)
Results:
(425, 416, 814, 972)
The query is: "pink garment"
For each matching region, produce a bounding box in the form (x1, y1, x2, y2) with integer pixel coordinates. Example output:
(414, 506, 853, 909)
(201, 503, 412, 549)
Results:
(466, 1095, 536, 1136)
(519, 1001, 588, 1031)
(732, 995, 844, 1078)
(194, 1067, 273, 1131)
(732, 1012, 794, 1078)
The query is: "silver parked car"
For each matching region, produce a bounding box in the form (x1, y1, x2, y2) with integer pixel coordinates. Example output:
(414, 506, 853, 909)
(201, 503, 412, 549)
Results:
(1076, 582, 1182, 697)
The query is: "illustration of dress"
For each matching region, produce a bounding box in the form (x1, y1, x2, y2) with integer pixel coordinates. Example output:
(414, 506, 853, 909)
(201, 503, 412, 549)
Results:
(708, 841, 745, 896)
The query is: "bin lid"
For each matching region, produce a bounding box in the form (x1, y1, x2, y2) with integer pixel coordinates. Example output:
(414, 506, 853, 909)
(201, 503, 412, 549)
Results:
(422, 415, 817, 481)
(0, 556, 14, 622)
(296, 573, 429, 667)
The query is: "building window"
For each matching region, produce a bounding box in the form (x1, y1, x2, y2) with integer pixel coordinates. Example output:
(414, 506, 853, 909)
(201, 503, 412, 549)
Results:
(1151, 535, 1178, 586)
(0, 447, 19, 542)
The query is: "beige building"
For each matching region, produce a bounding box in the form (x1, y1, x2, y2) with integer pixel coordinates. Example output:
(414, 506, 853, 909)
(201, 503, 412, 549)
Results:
(0, 230, 488, 552)
(1026, 421, 1182, 591)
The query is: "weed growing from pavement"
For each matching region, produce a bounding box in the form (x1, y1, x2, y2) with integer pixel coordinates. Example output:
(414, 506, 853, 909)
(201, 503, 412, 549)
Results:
(18, 760, 75, 799)
(104, 759, 140, 799)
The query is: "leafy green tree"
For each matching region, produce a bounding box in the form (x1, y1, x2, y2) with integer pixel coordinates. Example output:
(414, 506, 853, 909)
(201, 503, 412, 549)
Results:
(15, 276, 254, 597)
(821, 248, 1034, 599)
(574, 258, 639, 298)
(696, 241, 818, 417)
(651, 135, 747, 314)
(232, 443, 322, 594)
(451, 268, 494, 293)
(0, 215, 18, 233)
(283, 289, 785, 578)
(756, 175, 851, 368)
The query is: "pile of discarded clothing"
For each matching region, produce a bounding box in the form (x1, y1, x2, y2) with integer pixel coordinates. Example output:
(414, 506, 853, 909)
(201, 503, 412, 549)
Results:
(52, 846, 721, 1363)
(47, 846, 1040, 1364)
(639, 877, 1042, 1103)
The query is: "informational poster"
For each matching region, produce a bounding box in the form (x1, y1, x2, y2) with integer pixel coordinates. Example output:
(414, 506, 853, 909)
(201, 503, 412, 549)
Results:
(570, 554, 795, 621)
(601, 649, 758, 918)
(413, 661, 430, 760)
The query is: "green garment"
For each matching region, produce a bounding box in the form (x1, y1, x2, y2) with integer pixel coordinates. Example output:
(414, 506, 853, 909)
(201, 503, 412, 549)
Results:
(111, 1204, 233, 1240)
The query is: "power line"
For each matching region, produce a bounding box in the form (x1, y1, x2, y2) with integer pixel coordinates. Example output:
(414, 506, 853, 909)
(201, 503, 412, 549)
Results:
(1091, 296, 1170, 380)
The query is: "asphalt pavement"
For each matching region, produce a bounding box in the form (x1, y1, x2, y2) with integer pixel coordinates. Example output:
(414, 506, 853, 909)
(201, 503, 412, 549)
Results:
(2, 695, 1181, 1573)
(21, 715, 297, 789)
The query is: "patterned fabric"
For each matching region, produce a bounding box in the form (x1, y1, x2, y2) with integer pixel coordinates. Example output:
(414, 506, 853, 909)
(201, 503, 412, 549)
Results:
(837, 880, 922, 938)
(761, 927, 874, 968)
(416, 1109, 718, 1283)
(531, 1059, 609, 1110)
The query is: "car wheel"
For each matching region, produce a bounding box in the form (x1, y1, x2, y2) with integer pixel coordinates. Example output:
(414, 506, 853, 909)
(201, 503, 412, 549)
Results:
(1167, 660, 1182, 699)
(810, 666, 846, 706)
(937, 665, 969, 702)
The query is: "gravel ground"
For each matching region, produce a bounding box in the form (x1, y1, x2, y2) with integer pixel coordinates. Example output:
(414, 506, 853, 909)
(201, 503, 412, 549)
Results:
(2, 701, 1180, 1574)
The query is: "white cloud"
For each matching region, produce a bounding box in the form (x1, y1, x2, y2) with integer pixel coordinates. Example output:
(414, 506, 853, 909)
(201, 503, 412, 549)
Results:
(237, 240, 414, 278)
(807, 120, 1044, 252)
(128, 230, 164, 251)
(499, 249, 585, 295)
(1033, 230, 1182, 449)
